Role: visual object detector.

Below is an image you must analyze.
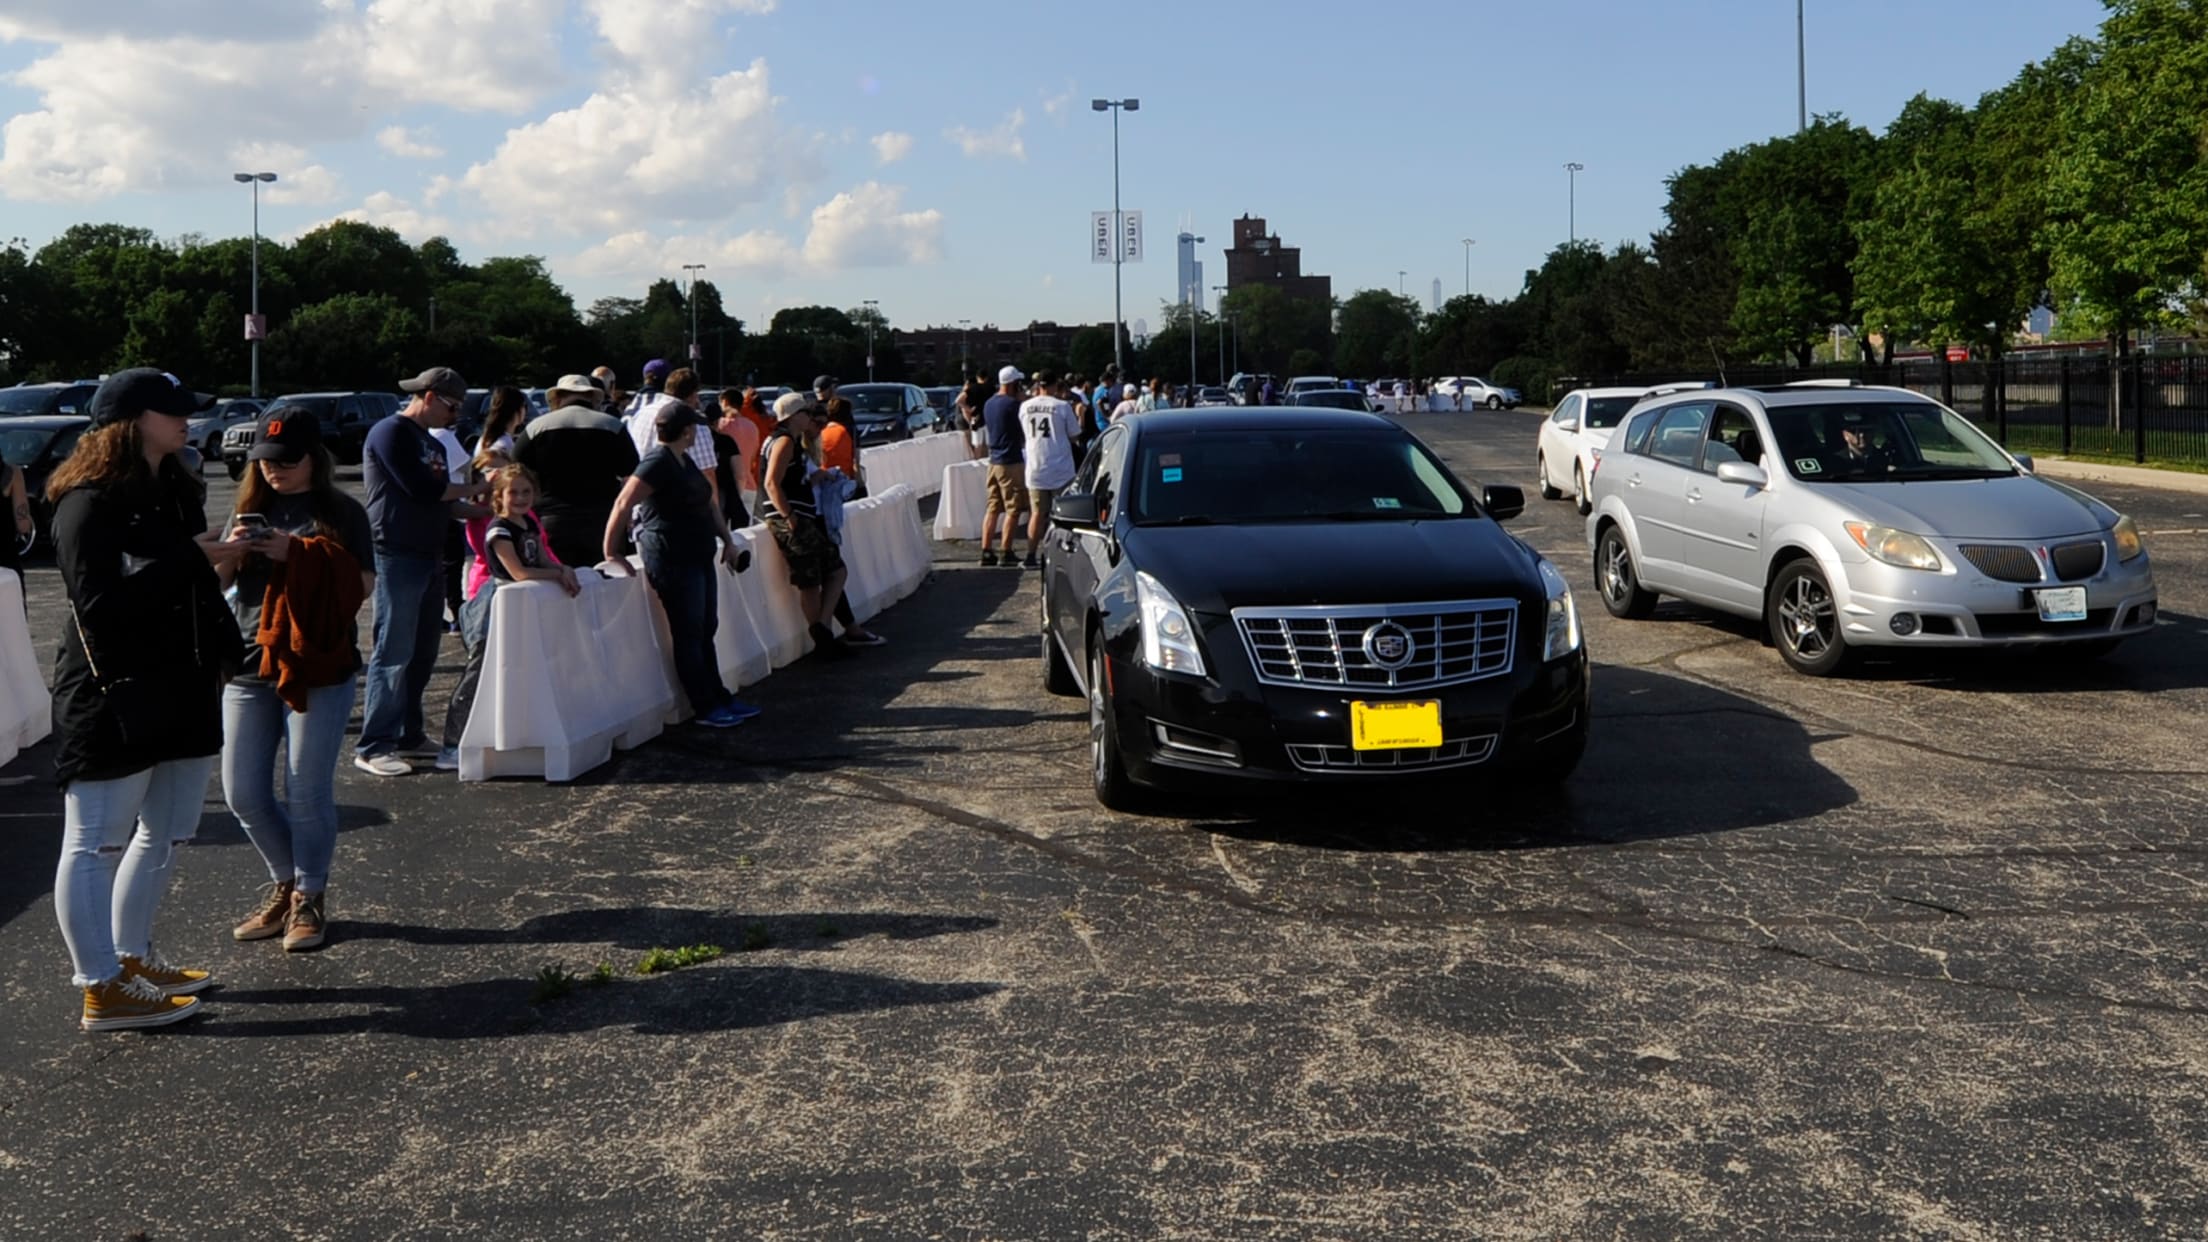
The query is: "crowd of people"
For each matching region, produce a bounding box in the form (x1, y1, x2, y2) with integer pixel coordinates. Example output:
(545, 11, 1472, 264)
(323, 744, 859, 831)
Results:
(37, 360, 893, 1032)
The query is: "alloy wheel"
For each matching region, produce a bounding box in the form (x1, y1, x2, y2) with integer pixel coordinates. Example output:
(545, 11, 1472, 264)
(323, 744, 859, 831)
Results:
(1778, 574, 1835, 659)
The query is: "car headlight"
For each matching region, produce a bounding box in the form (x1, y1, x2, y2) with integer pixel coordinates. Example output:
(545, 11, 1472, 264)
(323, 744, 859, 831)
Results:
(2112, 514, 2145, 562)
(1536, 558, 1582, 660)
(1843, 521, 1943, 571)
(1135, 571, 1207, 676)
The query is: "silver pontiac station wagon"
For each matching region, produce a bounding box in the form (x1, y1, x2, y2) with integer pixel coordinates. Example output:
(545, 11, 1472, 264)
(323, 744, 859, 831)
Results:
(1585, 383, 2158, 675)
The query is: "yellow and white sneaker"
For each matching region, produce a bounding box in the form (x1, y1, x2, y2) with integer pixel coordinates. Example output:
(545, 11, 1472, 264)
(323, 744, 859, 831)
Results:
(81, 975, 201, 1032)
(118, 950, 213, 997)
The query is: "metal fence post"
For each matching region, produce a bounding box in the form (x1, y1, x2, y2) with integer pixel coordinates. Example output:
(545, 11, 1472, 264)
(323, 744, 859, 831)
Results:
(2133, 352, 2147, 464)
(2059, 357, 2072, 455)
(1940, 355, 1954, 410)
(1994, 357, 2008, 444)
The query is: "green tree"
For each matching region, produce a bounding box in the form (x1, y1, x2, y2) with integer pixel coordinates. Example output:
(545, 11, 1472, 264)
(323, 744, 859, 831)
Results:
(1217, 284, 1332, 375)
(264, 294, 425, 391)
(288, 220, 428, 310)
(1334, 289, 1418, 378)
(1851, 95, 1990, 358)
(1639, 153, 1747, 371)
(1068, 325, 1117, 378)
(1724, 117, 1878, 365)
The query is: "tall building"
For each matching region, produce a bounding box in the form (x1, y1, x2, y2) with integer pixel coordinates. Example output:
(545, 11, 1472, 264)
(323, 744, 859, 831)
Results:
(1222, 214, 1331, 306)
(1431, 278, 1443, 312)
(1176, 232, 1204, 309)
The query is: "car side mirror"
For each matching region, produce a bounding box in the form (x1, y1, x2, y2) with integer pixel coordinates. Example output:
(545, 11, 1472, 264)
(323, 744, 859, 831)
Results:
(1715, 461, 1770, 489)
(1051, 491, 1100, 528)
(1482, 484, 1525, 522)
(1555, 418, 1578, 432)
(2012, 452, 2034, 473)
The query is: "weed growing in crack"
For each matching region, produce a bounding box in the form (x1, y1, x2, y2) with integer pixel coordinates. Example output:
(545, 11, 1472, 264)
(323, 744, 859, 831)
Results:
(637, 944, 726, 974)
(533, 965, 576, 1003)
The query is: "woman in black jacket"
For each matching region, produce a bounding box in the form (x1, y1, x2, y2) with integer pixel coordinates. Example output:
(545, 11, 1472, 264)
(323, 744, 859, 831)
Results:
(47, 369, 248, 1033)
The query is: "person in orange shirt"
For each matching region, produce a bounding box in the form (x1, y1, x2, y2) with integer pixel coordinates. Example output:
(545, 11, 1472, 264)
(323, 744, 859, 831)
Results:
(717, 390, 764, 495)
(812, 375, 866, 498)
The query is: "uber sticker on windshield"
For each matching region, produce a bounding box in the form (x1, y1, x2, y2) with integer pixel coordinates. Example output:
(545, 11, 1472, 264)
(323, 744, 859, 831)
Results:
(1161, 467, 1183, 483)
(1795, 457, 1823, 474)
(1373, 497, 1402, 509)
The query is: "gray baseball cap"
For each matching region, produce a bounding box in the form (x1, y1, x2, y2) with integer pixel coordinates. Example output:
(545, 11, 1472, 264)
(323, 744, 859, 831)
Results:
(399, 366, 467, 401)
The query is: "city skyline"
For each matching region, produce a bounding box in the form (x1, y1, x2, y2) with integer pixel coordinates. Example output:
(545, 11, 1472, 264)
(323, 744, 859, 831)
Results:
(0, 0, 2107, 331)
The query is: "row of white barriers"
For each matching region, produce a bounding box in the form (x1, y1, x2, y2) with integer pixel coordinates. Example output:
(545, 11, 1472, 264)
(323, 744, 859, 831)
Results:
(0, 569, 51, 771)
(856, 430, 975, 499)
(456, 482, 934, 783)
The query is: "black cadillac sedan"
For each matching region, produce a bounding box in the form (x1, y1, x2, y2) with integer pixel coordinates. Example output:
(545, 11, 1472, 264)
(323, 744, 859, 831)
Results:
(1040, 409, 1590, 811)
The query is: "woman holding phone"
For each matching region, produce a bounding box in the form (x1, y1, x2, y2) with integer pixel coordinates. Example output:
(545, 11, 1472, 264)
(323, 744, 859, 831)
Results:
(215, 409, 375, 952)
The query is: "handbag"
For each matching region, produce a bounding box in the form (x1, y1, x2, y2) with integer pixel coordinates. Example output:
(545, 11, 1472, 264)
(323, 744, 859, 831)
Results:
(68, 600, 202, 751)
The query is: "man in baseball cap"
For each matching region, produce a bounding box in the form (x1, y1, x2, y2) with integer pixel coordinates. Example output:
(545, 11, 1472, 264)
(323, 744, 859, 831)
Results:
(979, 366, 1029, 565)
(86, 368, 212, 426)
(398, 366, 467, 404)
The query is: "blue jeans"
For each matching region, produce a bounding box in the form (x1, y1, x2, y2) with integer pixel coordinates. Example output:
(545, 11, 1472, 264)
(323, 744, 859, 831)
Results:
(54, 758, 215, 986)
(440, 580, 497, 752)
(222, 677, 356, 892)
(358, 550, 444, 757)
(640, 534, 726, 716)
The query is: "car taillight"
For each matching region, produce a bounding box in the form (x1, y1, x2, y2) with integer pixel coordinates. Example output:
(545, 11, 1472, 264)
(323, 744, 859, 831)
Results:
(1589, 453, 1601, 479)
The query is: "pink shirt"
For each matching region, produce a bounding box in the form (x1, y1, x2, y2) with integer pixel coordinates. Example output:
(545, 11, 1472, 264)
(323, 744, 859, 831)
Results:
(464, 508, 561, 600)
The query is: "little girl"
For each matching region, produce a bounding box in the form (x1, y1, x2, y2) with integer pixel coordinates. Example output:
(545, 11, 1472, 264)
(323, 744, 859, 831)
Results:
(438, 464, 579, 770)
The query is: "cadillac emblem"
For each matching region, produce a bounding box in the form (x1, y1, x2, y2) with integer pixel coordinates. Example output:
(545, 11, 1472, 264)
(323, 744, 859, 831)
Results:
(1362, 621, 1416, 671)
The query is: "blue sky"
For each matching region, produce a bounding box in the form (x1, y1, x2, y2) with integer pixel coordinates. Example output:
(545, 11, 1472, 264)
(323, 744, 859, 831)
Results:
(0, 0, 2106, 336)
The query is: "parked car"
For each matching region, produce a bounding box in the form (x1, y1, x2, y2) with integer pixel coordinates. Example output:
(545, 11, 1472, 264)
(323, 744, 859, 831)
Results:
(1534, 387, 1650, 516)
(1194, 386, 1233, 407)
(222, 391, 394, 475)
(1038, 408, 1585, 810)
(2, 415, 90, 554)
(1289, 390, 1377, 412)
(1433, 377, 1521, 410)
(186, 398, 264, 462)
(0, 382, 99, 419)
(1284, 375, 1342, 397)
(841, 382, 939, 444)
(1585, 382, 2159, 675)
(923, 386, 959, 421)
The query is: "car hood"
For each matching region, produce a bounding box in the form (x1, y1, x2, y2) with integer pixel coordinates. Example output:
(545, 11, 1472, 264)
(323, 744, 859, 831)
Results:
(1126, 519, 1542, 614)
(1820, 474, 2113, 541)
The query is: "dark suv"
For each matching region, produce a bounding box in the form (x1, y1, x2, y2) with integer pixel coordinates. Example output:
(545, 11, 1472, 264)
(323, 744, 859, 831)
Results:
(221, 391, 397, 475)
(0, 382, 99, 419)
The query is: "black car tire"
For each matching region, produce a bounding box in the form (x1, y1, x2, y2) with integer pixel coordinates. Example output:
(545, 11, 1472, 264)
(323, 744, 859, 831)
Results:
(1486, 396, 1503, 410)
(1042, 589, 1080, 696)
(1574, 463, 1592, 517)
(1767, 560, 1855, 677)
(1089, 643, 1149, 813)
(1537, 454, 1562, 501)
(1595, 526, 1657, 620)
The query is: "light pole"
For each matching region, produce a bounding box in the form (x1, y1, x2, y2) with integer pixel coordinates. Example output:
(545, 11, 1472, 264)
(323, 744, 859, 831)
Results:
(1092, 97, 1139, 376)
(862, 299, 879, 381)
(233, 171, 277, 398)
(681, 263, 705, 366)
(1797, 0, 1807, 134)
(959, 318, 972, 378)
(1564, 162, 1585, 247)
(1211, 285, 1229, 384)
(427, 295, 436, 334)
(1398, 270, 1407, 298)
(1460, 238, 1476, 299)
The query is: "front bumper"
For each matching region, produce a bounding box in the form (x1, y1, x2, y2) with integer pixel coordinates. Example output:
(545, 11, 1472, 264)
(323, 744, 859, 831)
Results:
(1104, 642, 1590, 789)
(1832, 542, 2158, 647)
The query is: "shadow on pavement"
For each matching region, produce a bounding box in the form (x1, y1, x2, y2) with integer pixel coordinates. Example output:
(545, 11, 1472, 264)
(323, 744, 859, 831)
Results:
(178, 964, 1004, 1039)
(1191, 664, 1857, 852)
(336, 906, 996, 950)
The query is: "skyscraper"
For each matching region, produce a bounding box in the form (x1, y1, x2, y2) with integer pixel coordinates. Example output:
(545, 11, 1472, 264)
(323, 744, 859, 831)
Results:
(1176, 232, 1204, 310)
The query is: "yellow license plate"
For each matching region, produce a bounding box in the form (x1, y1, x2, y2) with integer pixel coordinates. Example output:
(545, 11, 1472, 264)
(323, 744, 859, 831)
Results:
(1350, 700, 1443, 751)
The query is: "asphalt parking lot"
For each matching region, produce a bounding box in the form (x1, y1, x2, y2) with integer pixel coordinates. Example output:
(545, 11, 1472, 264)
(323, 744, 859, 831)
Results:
(5, 412, 2208, 1239)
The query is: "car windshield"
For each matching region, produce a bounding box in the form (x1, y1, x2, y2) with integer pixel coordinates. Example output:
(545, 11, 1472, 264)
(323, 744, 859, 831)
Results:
(0, 388, 64, 415)
(1584, 397, 1637, 429)
(269, 398, 340, 424)
(1765, 400, 2018, 482)
(1292, 391, 1369, 410)
(0, 427, 55, 464)
(1129, 428, 1473, 525)
(842, 388, 906, 415)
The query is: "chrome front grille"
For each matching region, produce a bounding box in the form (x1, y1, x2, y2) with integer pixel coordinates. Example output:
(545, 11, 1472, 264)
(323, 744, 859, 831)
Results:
(1286, 735, 1499, 773)
(2050, 541, 2105, 581)
(1231, 600, 1518, 691)
(1958, 544, 2039, 583)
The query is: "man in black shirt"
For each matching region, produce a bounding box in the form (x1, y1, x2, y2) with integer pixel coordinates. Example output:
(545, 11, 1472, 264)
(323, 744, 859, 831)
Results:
(519, 375, 640, 568)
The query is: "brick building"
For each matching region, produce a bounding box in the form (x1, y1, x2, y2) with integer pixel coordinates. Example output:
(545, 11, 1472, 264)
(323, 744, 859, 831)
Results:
(892, 320, 1114, 382)
(1223, 214, 1331, 305)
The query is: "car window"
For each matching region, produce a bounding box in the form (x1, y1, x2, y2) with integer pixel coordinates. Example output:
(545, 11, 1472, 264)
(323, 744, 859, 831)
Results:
(1619, 410, 1660, 456)
(0, 428, 50, 465)
(1584, 396, 1637, 430)
(1551, 395, 1582, 425)
(1129, 428, 1471, 524)
(1700, 404, 1764, 472)
(1091, 426, 1129, 520)
(1643, 403, 1714, 468)
(1764, 400, 2015, 482)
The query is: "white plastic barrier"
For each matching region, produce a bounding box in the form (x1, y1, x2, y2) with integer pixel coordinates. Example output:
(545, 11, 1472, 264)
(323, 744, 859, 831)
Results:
(933, 459, 990, 541)
(858, 431, 972, 499)
(457, 569, 676, 782)
(0, 569, 51, 770)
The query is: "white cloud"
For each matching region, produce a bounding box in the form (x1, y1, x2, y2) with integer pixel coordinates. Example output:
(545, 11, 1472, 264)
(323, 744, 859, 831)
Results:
(870, 131, 913, 165)
(945, 109, 1026, 161)
(802, 181, 943, 268)
(1040, 82, 1076, 120)
(319, 190, 451, 241)
(581, 0, 778, 84)
(376, 126, 446, 160)
(564, 180, 942, 289)
(265, 166, 344, 206)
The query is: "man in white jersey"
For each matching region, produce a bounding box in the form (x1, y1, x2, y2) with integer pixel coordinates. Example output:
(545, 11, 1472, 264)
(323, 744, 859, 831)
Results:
(1017, 370, 1078, 569)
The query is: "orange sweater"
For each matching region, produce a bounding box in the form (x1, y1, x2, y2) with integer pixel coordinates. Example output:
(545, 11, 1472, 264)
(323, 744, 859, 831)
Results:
(257, 535, 368, 712)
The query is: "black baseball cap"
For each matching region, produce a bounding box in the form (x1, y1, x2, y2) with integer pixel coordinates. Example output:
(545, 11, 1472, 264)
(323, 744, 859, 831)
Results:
(87, 368, 211, 427)
(812, 374, 838, 392)
(247, 406, 324, 463)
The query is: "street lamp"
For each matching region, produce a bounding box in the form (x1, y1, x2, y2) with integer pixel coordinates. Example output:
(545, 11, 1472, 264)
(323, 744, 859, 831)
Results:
(681, 263, 705, 365)
(232, 171, 277, 398)
(1092, 97, 1139, 375)
(1398, 270, 1407, 298)
(959, 318, 972, 378)
(1797, 0, 1807, 134)
(1211, 284, 1229, 385)
(862, 298, 879, 382)
(1564, 163, 1584, 247)
(1460, 238, 1476, 300)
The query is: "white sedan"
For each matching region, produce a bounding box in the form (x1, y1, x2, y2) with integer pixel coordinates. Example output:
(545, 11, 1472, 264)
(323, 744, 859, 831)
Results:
(1433, 376, 1520, 409)
(1535, 387, 1651, 515)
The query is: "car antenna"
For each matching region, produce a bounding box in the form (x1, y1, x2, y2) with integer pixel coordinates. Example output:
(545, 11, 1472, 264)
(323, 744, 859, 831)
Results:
(1706, 339, 1728, 388)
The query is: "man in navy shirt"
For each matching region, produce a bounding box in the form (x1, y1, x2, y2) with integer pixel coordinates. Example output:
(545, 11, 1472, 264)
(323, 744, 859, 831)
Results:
(979, 365, 1028, 567)
(355, 366, 490, 776)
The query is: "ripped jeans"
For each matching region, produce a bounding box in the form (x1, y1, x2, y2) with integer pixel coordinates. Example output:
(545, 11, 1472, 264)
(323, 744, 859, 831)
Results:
(54, 757, 215, 987)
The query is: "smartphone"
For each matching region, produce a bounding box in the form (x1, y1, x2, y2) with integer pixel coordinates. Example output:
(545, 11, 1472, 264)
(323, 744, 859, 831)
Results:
(232, 514, 271, 538)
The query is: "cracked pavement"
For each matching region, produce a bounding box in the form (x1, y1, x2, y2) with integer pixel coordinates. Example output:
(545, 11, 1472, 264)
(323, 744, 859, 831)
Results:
(2, 412, 2206, 1239)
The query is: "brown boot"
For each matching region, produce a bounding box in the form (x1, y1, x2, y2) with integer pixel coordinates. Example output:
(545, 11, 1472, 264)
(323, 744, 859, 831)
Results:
(283, 889, 328, 952)
(233, 880, 295, 942)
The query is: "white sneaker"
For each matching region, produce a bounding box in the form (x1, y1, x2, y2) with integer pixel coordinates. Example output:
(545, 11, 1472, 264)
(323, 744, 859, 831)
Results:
(435, 747, 460, 771)
(353, 753, 412, 778)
